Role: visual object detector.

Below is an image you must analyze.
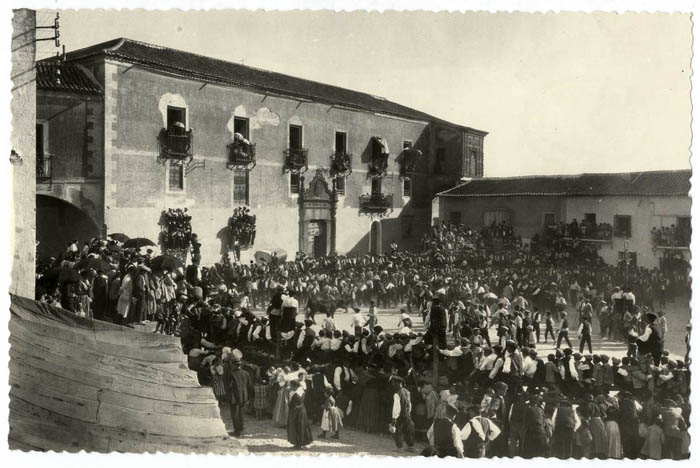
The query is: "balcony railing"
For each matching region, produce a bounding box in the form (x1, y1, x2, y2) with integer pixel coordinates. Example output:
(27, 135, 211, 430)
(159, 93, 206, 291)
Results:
(158, 128, 193, 163)
(283, 148, 308, 174)
(330, 152, 352, 178)
(36, 153, 52, 183)
(359, 193, 393, 215)
(399, 149, 420, 178)
(227, 141, 256, 170)
(369, 153, 389, 177)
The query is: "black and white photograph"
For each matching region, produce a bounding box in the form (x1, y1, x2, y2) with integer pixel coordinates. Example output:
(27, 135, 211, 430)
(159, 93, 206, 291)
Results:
(5, 2, 696, 462)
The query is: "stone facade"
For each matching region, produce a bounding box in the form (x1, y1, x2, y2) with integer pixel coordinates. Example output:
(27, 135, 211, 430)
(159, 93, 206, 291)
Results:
(438, 189, 691, 270)
(10, 9, 36, 297)
(36, 40, 486, 265)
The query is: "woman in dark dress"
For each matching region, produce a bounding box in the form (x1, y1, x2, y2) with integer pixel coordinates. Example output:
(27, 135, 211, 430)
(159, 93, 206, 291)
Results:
(287, 380, 313, 449)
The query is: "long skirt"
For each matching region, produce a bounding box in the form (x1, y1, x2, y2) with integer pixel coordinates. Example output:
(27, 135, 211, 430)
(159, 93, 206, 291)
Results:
(273, 386, 291, 427)
(589, 417, 608, 456)
(551, 426, 574, 459)
(356, 387, 381, 433)
(605, 421, 623, 459)
(288, 404, 313, 447)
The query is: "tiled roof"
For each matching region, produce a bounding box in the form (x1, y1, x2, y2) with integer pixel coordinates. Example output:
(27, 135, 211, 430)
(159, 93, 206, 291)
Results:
(36, 60, 103, 95)
(438, 169, 692, 198)
(56, 38, 486, 134)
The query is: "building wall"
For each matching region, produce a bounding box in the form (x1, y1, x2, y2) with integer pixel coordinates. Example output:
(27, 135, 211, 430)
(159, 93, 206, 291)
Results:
(37, 90, 105, 233)
(10, 9, 36, 298)
(96, 61, 469, 264)
(438, 196, 565, 238)
(564, 196, 691, 269)
(438, 194, 691, 269)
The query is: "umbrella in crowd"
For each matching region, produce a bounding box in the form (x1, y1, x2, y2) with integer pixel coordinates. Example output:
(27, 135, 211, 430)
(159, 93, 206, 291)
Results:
(254, 248, 287, 264)
(108, 233, 130, 243)
(123, 237, 157, 249)
(151, 254, 183, 272)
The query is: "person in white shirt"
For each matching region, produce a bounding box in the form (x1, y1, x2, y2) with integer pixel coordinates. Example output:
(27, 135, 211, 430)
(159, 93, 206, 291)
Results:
(427, 403, 464, 458)
(460, 405, 501, 458)
(350, 307, 367, 336)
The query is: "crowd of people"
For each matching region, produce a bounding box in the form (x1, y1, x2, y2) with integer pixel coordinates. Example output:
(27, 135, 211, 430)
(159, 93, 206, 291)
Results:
(545, 219, 614, 241)
(227, 207, 256, 259)
(160, 208, 195, 251)
(33, 219, 691, 458)
(651, 224, 691, 248)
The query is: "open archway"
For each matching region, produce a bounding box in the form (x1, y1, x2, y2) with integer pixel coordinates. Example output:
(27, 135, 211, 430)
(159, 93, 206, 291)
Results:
(36, 194, 100, 261)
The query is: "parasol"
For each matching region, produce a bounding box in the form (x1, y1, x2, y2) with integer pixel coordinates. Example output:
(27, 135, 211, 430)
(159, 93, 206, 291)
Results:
(108, 233, 130, 243)
(151, 254, 184, 272)
(123, 237, 157, 249)
(254, 248, 287, 264)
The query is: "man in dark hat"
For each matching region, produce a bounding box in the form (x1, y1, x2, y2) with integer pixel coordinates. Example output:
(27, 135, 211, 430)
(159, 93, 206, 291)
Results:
(225, 351, 253, 437)
(635, 311, 663, 365)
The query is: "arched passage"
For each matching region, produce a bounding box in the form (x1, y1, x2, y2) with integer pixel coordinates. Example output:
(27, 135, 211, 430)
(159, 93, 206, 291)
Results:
(36, 194, 100, 261)
(369, 220, 382, 255)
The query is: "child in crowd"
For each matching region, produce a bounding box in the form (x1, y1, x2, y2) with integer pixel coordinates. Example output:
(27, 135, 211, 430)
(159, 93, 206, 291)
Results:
(253, 376, 273, 420)
(319, 390, 343, 439)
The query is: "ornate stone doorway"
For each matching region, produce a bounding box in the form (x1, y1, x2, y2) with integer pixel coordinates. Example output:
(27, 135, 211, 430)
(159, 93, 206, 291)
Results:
(298, 169, 336, 258)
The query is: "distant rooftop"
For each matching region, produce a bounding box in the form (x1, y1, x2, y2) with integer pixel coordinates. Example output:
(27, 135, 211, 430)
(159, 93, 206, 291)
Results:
(41, 37, 486, 135)
(438, 169, 691, 198)
(36, 61, 102, 95)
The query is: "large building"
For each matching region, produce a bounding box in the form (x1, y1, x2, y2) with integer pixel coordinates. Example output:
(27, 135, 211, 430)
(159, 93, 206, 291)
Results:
(36, 38, 486, 264)
(435, 170, 691, 269)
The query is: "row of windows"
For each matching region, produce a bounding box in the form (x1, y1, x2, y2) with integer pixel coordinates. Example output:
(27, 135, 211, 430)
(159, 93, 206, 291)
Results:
(166, 106, 413, 198)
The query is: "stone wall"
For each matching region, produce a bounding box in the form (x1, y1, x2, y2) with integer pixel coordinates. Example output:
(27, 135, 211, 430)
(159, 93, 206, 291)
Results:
(90, 61, 471, 264)
(10, 9, 36, 298)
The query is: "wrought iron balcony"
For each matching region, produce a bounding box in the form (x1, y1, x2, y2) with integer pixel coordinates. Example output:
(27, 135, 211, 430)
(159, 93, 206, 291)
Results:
(36, 153, 52, 184)
(330, 152, 352, 178)
(399, 148, 421, 178)
(158, 128, 193, 163)
(227, 141, 256, 170)
(283, 148, 308, 174)
(368, 153, 389, 177)
(359, 193, 393, 215)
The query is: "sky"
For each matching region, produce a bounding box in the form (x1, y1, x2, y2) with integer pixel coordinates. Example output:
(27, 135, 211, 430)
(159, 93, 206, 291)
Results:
(36, 10, 692, 177)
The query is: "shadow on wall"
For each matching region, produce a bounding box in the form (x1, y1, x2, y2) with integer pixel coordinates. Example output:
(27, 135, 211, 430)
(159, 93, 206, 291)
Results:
(36, 195, 100, 261)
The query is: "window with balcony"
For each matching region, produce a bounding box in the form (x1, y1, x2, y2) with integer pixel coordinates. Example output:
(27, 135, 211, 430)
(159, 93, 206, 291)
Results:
(360, 177, 392, 215)
(284, 124, 308, 174)
(36, 122, 52, 183)
(330, 131, 352, 178)
(159, 106, 193, 162)
(369, 136, 389, 177)
(228, 116, 256, 169)
(233, 169, 249, 205)
(613, 215, 632, 238)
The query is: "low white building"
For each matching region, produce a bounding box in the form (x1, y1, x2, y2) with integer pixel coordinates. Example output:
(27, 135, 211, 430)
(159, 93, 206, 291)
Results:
(436, 169, 691, 269)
